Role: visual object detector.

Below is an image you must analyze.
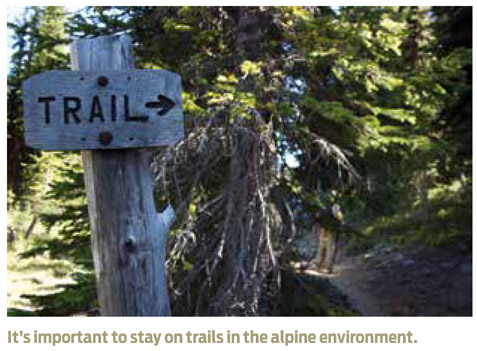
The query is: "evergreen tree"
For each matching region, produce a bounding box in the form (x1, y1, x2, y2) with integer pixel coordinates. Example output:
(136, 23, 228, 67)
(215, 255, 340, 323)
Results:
(7, 6, 96, 315)
(8, 7, 69, 199)
(432, 7, 472, 181)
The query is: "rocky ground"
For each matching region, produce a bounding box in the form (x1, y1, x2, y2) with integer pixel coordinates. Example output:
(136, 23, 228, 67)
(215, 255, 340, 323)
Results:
(294, 242, 472, 316)
(328, 244, 472, 316)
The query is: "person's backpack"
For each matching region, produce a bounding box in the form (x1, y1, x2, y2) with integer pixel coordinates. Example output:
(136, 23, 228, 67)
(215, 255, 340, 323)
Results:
(331, 204, 343, 222)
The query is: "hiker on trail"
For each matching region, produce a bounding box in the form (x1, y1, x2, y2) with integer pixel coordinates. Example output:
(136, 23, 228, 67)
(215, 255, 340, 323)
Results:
(313, 193, 343, 273)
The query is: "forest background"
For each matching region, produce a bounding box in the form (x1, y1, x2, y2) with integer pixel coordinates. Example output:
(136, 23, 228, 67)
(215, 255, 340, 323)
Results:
(6, 6, 472, 316)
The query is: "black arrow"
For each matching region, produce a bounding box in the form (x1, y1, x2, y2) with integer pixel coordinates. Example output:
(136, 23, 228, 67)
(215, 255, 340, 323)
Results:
(145, 95, 176, 116)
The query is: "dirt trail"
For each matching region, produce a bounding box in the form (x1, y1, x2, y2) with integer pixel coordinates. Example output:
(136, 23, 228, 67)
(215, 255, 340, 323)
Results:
(326, 259, 388, 316)
(320, 245, 472, 316)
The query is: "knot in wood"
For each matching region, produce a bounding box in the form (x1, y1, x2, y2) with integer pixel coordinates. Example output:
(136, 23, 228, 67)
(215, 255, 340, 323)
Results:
(124, 236, 137, 252)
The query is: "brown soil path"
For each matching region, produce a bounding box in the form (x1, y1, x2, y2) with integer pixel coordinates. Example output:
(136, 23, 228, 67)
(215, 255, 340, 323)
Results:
(320, 245, 472, 316)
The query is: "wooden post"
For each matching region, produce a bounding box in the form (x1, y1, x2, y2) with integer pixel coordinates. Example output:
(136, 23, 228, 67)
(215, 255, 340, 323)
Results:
(70, 35, 171, 316)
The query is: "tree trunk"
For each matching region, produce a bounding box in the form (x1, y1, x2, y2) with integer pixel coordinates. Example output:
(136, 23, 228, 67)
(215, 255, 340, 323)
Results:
(24, 216, 37, 240)
(71, 34, 170, 316)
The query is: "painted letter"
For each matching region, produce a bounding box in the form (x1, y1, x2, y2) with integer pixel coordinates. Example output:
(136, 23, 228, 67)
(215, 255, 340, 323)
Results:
(63, 97, 81, 124)
(38, 96, 55, 124)
(124, 95, 148, 122)
(90, 96, 105, 123)
(111, 95, 117, 122)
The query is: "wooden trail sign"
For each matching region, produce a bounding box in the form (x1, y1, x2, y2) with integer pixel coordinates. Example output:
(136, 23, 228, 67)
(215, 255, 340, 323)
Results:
(22, 70, 183, 150)
(21, 34, 180, 316)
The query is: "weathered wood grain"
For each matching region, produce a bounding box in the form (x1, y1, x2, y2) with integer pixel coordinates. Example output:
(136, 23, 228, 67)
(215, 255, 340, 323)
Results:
(73, 34, 172, 316)
(22, 69, 183, 150)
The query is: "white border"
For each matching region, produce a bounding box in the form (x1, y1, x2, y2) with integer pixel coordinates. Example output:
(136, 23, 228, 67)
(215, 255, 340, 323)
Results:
(2, 3, 475, 351)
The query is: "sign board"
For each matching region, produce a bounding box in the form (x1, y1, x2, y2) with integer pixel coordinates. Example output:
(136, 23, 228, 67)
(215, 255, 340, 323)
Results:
(22, 70, 183, 150)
